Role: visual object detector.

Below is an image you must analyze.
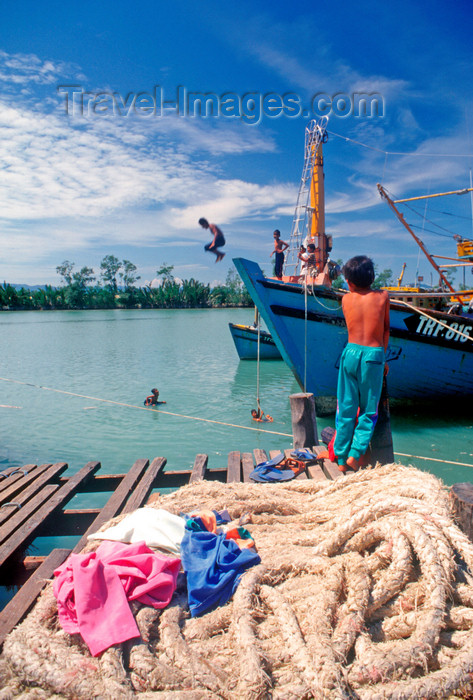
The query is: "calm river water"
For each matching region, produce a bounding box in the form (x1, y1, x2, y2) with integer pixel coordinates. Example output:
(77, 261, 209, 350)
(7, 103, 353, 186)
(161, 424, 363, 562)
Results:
(1, 307, 473, 484)
(1, 307, 472, 606)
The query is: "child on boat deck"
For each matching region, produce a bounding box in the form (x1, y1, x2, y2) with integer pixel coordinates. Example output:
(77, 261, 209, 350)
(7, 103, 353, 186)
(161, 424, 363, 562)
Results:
(270, 230, 289, 279)
(334, 256, 389, 473)
(199, 217, 226, 262)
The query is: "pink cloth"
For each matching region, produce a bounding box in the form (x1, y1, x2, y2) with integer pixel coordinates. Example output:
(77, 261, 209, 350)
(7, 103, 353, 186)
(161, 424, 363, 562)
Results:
(53, 540, 180, 656)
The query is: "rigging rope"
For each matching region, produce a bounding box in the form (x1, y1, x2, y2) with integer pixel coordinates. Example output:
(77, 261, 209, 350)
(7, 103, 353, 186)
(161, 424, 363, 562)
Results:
(328, 130, 473, 158)
(256, 309, 261, 412)
(0, 377, 471, 468)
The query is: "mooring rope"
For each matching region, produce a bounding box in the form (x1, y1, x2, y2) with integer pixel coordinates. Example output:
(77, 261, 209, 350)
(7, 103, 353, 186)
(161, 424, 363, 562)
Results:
(0, 376, 471, 468)
(0, 376, 293, 437)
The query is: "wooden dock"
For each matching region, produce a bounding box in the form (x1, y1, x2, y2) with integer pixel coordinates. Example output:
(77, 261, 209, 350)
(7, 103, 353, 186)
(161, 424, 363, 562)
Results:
(0, 445, 338, 647)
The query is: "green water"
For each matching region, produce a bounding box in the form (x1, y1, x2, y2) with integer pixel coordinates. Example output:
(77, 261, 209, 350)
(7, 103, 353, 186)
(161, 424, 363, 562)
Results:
(0, 308, 472, 485)
(1, 308, 473, 607)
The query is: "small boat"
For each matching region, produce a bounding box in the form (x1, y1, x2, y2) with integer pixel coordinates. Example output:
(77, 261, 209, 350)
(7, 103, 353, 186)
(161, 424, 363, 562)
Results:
(228, 322, 282, 360)
(234, 118, 473, 402)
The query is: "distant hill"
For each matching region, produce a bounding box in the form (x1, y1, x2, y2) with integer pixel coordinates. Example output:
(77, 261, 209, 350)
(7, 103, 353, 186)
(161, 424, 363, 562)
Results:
(9, 284, 52, 291)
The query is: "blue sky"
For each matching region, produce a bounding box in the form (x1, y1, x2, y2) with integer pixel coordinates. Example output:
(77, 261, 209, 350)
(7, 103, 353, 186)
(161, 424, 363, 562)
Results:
(1, 0, 473, 287)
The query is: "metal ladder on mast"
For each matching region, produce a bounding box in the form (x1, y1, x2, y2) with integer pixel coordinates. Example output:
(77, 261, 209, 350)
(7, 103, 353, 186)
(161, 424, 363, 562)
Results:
(283, 117, 328, 276)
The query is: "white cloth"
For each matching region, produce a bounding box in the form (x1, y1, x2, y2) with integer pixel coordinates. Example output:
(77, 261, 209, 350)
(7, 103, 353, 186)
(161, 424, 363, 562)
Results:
(88, 508, 186, 555)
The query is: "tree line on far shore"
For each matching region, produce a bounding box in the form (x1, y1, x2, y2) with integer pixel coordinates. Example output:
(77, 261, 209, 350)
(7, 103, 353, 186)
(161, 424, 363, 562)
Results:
(0, 256, 252, 311)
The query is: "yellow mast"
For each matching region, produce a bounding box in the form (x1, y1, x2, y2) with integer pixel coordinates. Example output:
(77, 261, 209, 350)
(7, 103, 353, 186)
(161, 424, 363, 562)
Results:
(309, 141, 328, 272)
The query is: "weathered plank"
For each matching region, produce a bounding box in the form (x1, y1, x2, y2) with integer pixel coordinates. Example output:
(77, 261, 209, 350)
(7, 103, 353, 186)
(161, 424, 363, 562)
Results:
(311, 445, 342, 480)
(0, 463, 68, 528)
(72, 458, 150, 553)
(0, 461, 100, 566)
(450, 483, 473, 542)
(241, 453, 254, 482)
(227, 452, 241, 483)
(253, 449, 268, 466)
(0, 465, 37, 496)
(189, 454, 208, 484)
(321, 459, 342, 480)
(123, 457, 167, 514)
(289, 393, 319, 448)
(0, 484, 59, 549)
(307, 463, 328, 481)
(0, 548, 71, 648)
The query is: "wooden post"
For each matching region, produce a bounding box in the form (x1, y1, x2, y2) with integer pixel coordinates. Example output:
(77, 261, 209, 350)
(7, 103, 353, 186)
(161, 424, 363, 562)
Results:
(368, 377, 394, 465)
(290, 393, 318, 449)
(450, 483, 473, 542)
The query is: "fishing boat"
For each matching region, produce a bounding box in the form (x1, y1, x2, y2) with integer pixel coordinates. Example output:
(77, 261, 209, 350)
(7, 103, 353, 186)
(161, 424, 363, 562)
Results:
(234, 118, 473, 403)
(228, 322, 282, 360)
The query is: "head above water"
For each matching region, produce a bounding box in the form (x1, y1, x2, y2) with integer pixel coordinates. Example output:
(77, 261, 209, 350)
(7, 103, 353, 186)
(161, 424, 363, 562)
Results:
(151, 388, 159, 395)
(343, 256, 375, 289)
(198, 217, 209, 229)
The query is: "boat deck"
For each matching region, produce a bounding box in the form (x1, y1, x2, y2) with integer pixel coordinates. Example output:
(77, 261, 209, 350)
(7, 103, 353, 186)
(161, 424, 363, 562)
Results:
(0, 445, 339, 647)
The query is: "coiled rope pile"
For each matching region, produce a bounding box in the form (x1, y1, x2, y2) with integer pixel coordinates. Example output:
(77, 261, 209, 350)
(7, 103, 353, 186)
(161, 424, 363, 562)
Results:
(2, 463, 473, 699)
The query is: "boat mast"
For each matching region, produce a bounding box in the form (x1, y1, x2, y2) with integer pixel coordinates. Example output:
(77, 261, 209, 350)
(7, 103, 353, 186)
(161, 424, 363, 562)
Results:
(284, 118, 328, 276)
(309, 140, 327, 272)
(377, 184, 456, 292)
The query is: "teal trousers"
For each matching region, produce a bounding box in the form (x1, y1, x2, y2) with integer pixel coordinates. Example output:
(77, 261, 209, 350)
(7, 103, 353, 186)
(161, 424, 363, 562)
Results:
(334, 343, 385, 465)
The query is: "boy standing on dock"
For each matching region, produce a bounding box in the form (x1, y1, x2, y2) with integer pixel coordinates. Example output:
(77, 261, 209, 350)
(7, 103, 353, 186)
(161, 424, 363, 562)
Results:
(270, 230, 289, 279)
(334, 256, 389, 473)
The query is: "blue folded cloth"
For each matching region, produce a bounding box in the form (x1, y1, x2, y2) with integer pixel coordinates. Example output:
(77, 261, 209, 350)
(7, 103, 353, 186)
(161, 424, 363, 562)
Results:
(180, 529, 261, 617)
(249, 464, 295, 482)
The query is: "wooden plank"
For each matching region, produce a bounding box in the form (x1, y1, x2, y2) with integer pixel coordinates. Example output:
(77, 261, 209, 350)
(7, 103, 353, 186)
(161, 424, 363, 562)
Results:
(311, 445, 341, 481)
(0, 484, 59, 548)
(189, 454, 208, 484)
(0, 465, 27, 483)
(451, 483, 473, 542)
(289, 393, 318, 448)
(61, 473, 124, 492)
(72, 458, 149, 553)
(0, 548, 71, 648)
(0, 463, 68, 528)
(0, 465, 37, 495)
(241, 453, 254, 482)
(227, 452, 241, 483)
(123, 457, 167, 514)
(253, 449, 268, 466)
(307, 463, 328, 481)
(321, 459, 342, 480)
(0, 461, 100, 566)
(38, 509, 103, 537)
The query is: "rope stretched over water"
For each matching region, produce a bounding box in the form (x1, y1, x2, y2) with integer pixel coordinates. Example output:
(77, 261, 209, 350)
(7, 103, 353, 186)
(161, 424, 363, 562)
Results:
(0, 376, 293, 438)
(0, 376, 471, 469)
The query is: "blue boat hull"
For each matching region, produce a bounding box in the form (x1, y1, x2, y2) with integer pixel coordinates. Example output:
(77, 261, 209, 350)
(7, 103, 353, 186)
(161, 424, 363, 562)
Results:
(229, 323, 282, 360)
(234, 258, 473, 400)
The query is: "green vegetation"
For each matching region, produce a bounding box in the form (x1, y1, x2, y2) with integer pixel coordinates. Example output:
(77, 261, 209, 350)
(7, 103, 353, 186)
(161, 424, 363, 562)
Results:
(0, 258, 252, 311)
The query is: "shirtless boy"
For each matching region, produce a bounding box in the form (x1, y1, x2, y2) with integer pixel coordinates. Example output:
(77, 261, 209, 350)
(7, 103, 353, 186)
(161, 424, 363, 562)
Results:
(199, 218, 226, 262)
(333, 256, 390, 473)
(270, 230, 289, 279)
